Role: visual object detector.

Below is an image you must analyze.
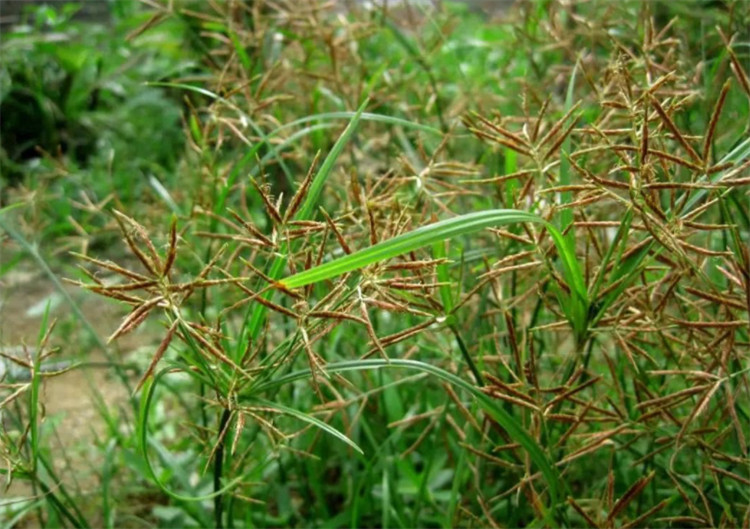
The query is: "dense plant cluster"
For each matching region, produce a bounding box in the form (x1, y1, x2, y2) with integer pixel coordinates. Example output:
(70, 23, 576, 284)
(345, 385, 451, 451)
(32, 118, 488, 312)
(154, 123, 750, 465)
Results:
(2, 1, 749, 527)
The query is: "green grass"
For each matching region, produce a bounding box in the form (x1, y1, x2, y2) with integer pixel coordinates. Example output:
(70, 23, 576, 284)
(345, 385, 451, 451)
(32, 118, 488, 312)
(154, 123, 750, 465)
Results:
(2, 0, 750, 527)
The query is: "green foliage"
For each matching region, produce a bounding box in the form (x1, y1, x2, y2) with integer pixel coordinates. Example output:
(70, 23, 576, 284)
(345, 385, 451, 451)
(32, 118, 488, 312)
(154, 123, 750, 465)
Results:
(2, 1, 750, 528)
(0, 2, 194, 242)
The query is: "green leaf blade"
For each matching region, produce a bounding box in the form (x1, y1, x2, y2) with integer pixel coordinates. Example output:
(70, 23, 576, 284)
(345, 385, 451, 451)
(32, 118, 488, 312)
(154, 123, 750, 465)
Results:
(281, 209, 544, 289)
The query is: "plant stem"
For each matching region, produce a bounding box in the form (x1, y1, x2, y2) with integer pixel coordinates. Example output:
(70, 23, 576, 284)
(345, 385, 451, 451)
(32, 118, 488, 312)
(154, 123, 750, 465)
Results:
(214, 408, 231, 529)
(450, 325, 484, 386)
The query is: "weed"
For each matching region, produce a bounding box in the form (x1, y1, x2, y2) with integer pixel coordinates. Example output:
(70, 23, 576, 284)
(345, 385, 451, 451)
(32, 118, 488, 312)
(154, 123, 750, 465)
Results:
(2, 1, 750, 527)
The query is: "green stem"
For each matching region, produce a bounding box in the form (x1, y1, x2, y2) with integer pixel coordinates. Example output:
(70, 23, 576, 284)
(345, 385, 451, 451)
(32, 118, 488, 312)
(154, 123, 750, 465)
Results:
(450, 325, 484, 386)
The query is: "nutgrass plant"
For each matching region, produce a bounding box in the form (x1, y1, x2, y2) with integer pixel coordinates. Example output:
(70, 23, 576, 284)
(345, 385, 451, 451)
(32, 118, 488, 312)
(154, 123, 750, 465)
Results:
(3, 0, 750, 527)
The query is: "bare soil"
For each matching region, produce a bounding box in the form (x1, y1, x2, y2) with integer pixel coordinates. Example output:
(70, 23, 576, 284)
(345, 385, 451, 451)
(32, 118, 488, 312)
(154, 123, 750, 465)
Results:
(1, 264, 155, 508)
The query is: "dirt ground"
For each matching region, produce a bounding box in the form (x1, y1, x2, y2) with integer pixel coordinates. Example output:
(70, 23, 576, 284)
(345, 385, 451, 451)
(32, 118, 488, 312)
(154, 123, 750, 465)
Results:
(1, 264, 154, 511)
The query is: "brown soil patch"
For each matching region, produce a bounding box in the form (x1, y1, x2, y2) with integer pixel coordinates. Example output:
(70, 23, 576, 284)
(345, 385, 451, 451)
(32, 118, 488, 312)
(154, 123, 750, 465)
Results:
(1, 265, 157, 514)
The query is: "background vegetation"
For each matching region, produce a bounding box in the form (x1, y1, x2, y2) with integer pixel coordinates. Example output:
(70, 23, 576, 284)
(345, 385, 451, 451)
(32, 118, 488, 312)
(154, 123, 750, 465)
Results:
(2, 0, 750, 527)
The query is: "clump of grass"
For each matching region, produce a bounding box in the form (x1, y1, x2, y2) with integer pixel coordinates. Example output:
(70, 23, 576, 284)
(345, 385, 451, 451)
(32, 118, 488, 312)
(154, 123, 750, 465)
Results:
(3, 0, 750, 527)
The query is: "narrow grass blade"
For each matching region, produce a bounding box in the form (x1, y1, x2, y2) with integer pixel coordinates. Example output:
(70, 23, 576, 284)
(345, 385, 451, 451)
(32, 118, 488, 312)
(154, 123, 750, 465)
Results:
(250, 398, 363, 454)
(294, 98, 369, 222)
(383, 19, 446, 131)
(147, 81, 295, 188)
(250, 358, 564, 515)
(558, 62, 578, 239)
(433, 240, 454, 315)
(228, 29, 252, 71)
(546, 222, 587, 303)
(245, 100, 369, 341)
(0, 201, 26, 216)
(280, 209, 545, 289)
(30, 302, 51, 473)
(137, 370, 247, 502)
(147, 174, 182, 215)
(588, 208, 633, 303)
(273, 112, 442, 136)
(217, 110, 435, 218)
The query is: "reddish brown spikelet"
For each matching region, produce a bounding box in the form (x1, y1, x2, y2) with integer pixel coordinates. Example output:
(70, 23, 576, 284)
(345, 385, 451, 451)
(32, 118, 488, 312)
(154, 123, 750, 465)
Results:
(357, 289, 387, 360)
(227, 208, 275, 248)
(162, 216, 178, 277)
(567, 497, 600, 528)
(250, 178, 283, 224)
(367, 205, 378, 246)
(468, 127, 533, 157)
(649, 95, 702, 164)
(702, 79, 731, 164)
(308, 311, 367, 325)
(640, 98, 649, 165)
(235, 282, 299, 318)
(284, 150, 321, 223)
(538, 100, 582, 149)
(134, 319, 179, 393)
(532, 97, 550, 142)
(320, 208, 352, 255)
(606, 471, 656, 523)
(71, 252, 149, 282)
(108, 296, 164, 343)
(113, 209, 163, 274)
(719, 28, 750, 97)
(543, 116, 579, 162)
(470, 112, 531, 149)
